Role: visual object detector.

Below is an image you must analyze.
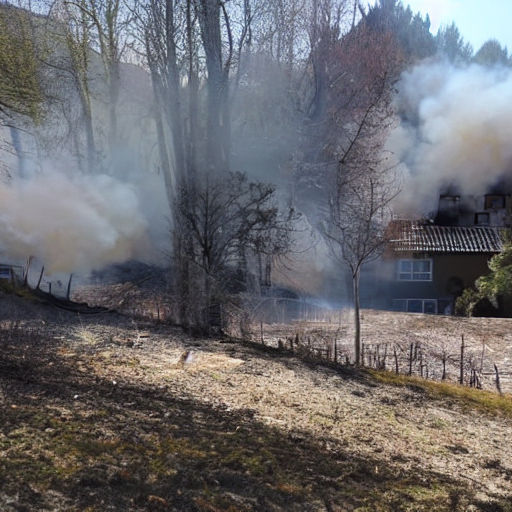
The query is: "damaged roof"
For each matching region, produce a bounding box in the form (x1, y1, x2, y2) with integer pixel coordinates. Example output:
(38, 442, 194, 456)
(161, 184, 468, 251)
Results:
(389, 221, 503, 253)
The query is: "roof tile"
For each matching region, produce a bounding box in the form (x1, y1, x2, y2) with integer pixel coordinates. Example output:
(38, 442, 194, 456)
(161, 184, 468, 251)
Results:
(389, 221, 503, 253)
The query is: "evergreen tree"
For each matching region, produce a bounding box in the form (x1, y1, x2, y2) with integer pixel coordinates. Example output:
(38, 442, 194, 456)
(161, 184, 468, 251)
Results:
(362, 0, 436, 61)
(435, 22, 473, 64)
(477, 231, 512, 305)
(474, 39, 509, 67)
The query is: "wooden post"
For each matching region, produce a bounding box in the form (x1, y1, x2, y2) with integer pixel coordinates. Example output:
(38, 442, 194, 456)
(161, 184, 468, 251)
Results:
(394, 347, 399, 374)
(460, 335, 465, 385)
(66, 273, 73, 301)
(334, 339, 338, 364)
(494, 364, 502, 395)
(36, 266, 45, 291)
(23, 256, 33, 287)
(409, 343, 413, 375)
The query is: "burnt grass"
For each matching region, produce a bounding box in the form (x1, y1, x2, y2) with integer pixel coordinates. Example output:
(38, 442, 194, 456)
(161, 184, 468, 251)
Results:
(1, 293, 512, 511)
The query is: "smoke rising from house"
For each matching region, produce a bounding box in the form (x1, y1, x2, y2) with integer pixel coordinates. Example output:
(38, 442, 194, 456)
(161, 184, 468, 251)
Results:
(0, 170, 149, 273)
(389, 61, 512, 214)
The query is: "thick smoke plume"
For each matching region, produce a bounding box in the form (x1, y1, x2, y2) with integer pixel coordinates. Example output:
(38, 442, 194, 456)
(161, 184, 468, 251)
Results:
(0, 170, 149, 273)
(390, 61, 512, 214)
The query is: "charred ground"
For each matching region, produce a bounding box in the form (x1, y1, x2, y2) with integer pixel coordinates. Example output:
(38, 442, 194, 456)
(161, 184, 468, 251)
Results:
(0, 290, 511, 512)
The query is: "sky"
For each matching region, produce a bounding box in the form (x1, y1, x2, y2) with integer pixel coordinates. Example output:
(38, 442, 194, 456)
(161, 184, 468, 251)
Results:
(372, 0, 512, 53)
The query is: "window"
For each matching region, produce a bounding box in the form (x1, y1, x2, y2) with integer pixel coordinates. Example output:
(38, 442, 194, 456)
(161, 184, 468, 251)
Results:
(397, 259, 433, 281)
(439, 195, 460, 205)
(485, 195, 505, 210)
(392, 299, 438, 314)
(475, 212, 490, 225)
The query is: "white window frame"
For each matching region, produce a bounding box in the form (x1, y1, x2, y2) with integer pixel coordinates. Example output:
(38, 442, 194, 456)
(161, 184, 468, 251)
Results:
(393, 299, 438, 314)
(397, 259, 433, 282)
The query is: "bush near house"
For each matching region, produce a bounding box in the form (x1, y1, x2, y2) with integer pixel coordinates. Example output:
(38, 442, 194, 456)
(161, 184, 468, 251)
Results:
(456, 230, 512, 316)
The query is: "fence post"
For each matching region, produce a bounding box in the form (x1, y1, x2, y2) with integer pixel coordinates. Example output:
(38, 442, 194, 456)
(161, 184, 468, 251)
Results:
(460, 335, 465, 385)
(494, 364, 502, 395)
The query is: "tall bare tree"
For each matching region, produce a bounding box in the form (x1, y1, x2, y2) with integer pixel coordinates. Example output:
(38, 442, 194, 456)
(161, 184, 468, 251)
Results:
(325, 164, 400, 364)
(297, 20, 403, 363)
(62, 0, 132, 161)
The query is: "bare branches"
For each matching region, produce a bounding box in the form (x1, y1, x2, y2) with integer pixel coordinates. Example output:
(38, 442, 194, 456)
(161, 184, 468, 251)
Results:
(178, 171, 292, 279)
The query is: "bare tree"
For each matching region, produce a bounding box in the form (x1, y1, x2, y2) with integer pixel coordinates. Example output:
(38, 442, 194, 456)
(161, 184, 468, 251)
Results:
(325, 164, 400, 364)
(136, 0, 189, 204)
(298, 22, 403, 364)
(59, 0, 133, 164)
(176, 170, 296, 331)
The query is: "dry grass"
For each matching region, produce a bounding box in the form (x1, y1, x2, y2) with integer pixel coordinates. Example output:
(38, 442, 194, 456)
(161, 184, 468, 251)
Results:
(1, 293, 512, 511)
(368, 369, 512, 416)
(254, 309, 512, 394)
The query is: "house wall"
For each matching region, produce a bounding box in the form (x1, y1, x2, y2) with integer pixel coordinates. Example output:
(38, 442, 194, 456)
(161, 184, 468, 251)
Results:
(378, 252, 494, 312)
(436, 194, 512, 227)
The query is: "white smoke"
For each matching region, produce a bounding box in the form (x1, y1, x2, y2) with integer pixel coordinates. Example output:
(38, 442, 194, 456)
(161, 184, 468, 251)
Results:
(0, 170, 149, 273)
(390, 60, 512, 214)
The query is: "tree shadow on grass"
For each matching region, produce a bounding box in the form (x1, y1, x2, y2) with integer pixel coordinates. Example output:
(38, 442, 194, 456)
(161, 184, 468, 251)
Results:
(0, 330, 510, 512)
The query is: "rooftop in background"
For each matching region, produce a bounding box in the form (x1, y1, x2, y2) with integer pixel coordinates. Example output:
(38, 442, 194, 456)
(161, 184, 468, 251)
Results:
(389, 220, 503, 254)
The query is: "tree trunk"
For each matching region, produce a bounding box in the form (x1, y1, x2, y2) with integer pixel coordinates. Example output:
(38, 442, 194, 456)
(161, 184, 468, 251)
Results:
(197, 0, 229, 173)
(108, 63, 119, 153)
(353, 267, 361, 365)
(83, 103, 96, 174)
(165, 0, 187, 182)
(153, 101, 175, 208)
(186, 0, 198, 184)
(9, 126, 25, 177)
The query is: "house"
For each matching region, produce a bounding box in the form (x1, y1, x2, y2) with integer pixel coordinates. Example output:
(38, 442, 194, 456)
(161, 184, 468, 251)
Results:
(382, 192, 511, 315)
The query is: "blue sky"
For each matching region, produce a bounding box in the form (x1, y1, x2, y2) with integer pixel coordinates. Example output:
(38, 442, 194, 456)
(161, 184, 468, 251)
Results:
(397, 0, 512, 52)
